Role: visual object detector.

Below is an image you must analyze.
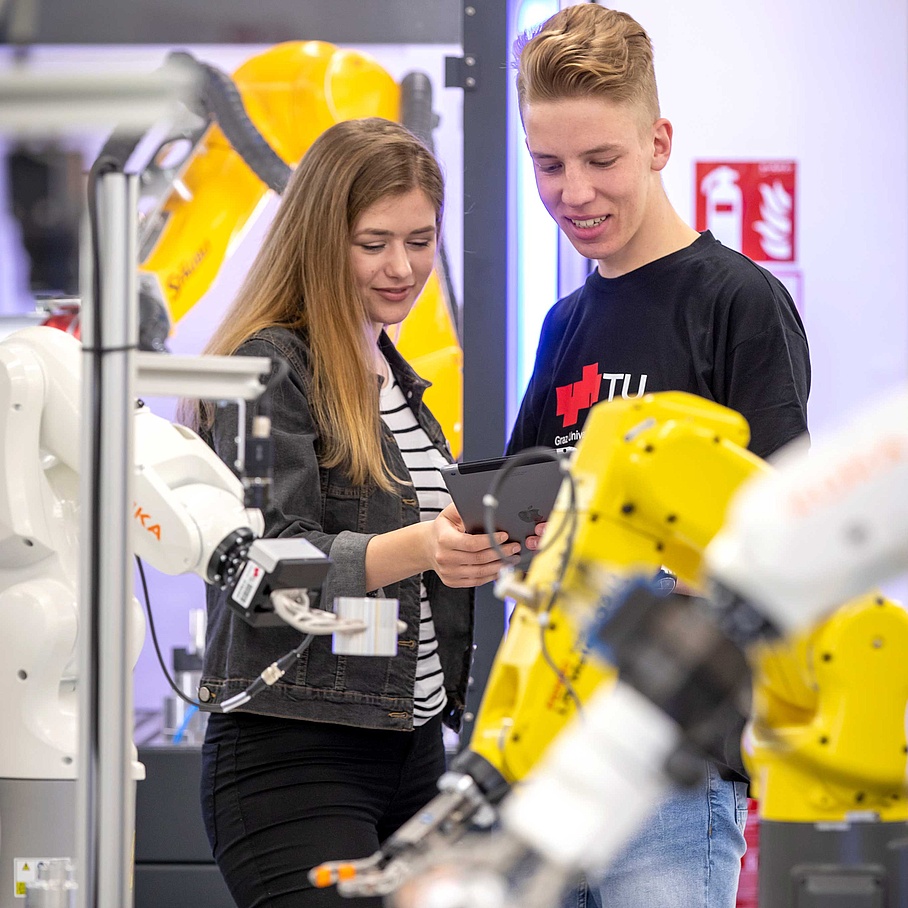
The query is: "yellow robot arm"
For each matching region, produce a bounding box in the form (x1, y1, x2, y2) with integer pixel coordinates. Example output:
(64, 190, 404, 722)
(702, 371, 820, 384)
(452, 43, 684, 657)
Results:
(487, 389, 908, 808)
(310, 391, 771, 896)
(139, 41, 399, 325)
(313, 390, 908, 902)
(137, 42, 463, 455)
(467, 391, 769, 783)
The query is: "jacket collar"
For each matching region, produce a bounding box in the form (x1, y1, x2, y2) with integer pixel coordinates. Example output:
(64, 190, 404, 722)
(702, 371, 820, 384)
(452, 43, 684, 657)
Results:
(377, 329, 430, 402)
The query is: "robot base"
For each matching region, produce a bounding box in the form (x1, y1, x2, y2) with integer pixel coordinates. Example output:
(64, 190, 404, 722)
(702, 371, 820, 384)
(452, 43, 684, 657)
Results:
(758, 818, 908, 907)
(0, 779, 76, 908)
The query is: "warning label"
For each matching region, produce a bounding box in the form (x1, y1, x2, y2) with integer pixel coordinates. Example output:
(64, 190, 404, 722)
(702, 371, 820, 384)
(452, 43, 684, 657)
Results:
(695, 160, 797, 262)
(231, 561, 265, 610)
(14, 858, 69, 898)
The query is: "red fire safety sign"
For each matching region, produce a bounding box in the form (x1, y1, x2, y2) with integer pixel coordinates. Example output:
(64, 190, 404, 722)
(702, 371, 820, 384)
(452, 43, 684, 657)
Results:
(695, 161, 797, 263)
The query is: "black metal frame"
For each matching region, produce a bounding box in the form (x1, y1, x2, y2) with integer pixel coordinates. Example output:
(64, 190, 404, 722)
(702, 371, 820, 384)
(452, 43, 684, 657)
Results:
(456, 2, 511, 729)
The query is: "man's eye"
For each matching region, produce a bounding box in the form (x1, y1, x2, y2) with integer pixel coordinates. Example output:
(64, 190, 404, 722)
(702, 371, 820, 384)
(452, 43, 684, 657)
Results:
(592, 158, 618, 168)
(535, 162, 562, 174)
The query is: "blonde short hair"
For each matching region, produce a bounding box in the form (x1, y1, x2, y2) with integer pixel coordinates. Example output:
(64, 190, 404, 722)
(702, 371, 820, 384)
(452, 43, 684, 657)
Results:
(515, 5, 660, 125)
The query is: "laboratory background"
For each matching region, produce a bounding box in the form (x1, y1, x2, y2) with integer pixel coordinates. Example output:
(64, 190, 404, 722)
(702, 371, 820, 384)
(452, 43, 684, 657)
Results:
(0, 1, 906, 907)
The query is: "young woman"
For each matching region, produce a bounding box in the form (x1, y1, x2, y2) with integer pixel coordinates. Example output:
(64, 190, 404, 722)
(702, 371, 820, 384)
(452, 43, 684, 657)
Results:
(184, 118, 519, 907)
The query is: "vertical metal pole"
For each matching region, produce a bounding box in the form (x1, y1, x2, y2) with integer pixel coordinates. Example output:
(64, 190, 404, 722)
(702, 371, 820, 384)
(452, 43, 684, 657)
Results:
(460, 0, 511, 729)
(76, 170, 137, 908)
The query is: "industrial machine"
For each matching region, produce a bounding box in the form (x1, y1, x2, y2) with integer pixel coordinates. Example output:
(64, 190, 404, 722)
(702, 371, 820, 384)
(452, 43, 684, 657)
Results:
(0, 38, 466, 907)
(133, 40, 464, 455)
(311, 389, 908, 907)
(0, 325, 352, 907)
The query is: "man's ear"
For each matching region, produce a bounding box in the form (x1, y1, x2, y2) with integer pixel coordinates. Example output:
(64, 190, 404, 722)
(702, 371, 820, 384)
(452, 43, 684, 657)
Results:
(651, 118, 673, 173)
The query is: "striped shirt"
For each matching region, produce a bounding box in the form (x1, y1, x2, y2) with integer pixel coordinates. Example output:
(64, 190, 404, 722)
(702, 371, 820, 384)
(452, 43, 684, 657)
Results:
(379, 364, 450, 726)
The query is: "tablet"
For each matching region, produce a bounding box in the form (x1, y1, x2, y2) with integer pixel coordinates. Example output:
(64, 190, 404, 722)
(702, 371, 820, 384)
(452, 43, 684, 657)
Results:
(440, 454, 565, 566)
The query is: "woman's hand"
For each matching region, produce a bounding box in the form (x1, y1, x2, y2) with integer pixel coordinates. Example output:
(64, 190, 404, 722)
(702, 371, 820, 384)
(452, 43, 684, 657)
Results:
(365, 505, 521, 591)
(425, 503, 522, 588)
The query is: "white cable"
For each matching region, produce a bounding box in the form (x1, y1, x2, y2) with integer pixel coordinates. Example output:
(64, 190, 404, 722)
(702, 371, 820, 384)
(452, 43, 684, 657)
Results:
(220, 692, 251, 713)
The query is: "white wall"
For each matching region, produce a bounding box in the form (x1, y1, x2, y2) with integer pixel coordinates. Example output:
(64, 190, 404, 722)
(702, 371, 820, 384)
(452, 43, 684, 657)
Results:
(517, 0, 908, 431)
(638, 0, 908, 430)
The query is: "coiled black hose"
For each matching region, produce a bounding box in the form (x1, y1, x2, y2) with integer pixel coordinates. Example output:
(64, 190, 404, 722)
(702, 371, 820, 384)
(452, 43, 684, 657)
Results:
(167, 50, 292, 195)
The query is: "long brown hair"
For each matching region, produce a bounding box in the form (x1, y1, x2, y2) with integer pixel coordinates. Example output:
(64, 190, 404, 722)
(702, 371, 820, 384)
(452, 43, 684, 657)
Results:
(183, 117, 444, 490)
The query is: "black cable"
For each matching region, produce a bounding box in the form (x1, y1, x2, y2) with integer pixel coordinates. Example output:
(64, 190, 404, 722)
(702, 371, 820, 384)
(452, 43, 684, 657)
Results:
(225, 633, 314, 709)
(136, 555, 203, 708)
(532, 459, 583, 715)
(400, 70, 461, 342)
(482, 446, 575, 566)
(537, 617, 584, 717)
(484, 448, 583, 713)
(136, 554, 316, 713)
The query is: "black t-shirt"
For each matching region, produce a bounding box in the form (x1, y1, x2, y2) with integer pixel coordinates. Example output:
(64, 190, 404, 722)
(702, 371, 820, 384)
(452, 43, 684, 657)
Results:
(506, 231, 811, 781)
(507, 231, 810, 460)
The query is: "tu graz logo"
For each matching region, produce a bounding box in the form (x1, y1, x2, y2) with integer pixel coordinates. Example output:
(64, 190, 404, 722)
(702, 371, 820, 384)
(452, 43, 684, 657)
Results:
(555, 363, 648, 428)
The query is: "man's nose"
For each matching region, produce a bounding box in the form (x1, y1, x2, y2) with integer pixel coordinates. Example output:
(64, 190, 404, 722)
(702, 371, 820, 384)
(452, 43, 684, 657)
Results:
(561, 165, 596, 207)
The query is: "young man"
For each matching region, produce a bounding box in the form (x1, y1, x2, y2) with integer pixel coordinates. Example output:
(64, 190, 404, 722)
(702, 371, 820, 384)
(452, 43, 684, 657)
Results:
(507, 5, 810, 907)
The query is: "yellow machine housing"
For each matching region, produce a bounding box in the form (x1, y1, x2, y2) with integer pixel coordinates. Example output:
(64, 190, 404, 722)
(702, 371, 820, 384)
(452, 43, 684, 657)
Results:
(748, 592, 908, 823)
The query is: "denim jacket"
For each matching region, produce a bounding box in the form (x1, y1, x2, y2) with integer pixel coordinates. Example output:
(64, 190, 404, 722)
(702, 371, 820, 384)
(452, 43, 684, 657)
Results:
(198, 326, 474, 732)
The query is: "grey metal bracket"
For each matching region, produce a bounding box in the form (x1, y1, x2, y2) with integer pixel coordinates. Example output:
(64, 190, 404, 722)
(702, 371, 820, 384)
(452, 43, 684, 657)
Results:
(135, 352, 271, 401)
(445, 53, 479, 91)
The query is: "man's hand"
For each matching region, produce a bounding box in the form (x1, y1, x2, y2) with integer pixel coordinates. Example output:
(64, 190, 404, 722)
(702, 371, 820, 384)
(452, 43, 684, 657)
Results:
(524, 520, 548, 552)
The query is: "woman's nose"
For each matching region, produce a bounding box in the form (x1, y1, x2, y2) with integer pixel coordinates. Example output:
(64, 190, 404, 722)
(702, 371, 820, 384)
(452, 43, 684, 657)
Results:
(385, 244, 413, 277)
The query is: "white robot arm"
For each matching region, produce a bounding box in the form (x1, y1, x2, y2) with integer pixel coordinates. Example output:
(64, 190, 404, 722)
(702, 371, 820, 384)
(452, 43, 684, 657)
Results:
(706, 385, 908, 634)
(0, 325, 340, 907)
(0, 323, 266, 583)
(0, 325, 332, 779)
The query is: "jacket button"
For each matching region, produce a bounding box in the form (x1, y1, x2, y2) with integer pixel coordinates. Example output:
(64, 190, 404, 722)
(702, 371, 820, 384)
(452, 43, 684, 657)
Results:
(198, 686, 212, 702)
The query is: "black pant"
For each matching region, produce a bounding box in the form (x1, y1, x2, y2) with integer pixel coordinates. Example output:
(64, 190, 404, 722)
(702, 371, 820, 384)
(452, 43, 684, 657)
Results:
(200, 711, 446, 908)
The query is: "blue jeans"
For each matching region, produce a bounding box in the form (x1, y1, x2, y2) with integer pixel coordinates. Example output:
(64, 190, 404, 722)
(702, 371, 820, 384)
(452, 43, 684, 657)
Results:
(568, 763, 748, 908)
